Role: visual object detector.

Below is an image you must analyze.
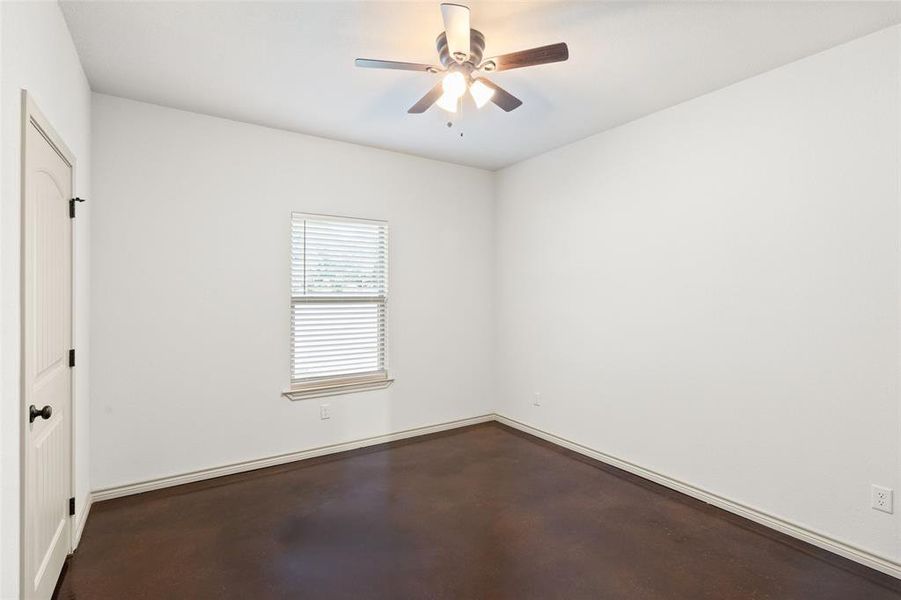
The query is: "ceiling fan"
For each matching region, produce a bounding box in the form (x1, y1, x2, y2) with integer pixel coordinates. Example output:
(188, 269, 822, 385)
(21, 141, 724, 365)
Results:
(354, 3, 569, 114)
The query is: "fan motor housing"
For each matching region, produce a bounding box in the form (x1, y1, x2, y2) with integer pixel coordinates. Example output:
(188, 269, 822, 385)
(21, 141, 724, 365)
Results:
(436, 29, 486, 68)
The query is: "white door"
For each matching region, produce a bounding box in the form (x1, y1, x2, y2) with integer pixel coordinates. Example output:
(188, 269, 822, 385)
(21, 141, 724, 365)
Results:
(22, 96, 74, 600)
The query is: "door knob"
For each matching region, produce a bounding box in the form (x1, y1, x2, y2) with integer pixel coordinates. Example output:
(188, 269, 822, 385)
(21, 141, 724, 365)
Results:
(29, 404, 52, 423)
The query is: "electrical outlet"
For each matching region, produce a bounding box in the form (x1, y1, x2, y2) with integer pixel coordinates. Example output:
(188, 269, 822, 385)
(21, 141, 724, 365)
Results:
(871, 485, 893, 514)
(533, 392, 541, 407)
(319, 404, 331, 420)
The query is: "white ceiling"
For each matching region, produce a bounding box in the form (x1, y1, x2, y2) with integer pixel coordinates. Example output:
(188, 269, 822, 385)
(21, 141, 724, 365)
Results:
(60, 1, 901, 170)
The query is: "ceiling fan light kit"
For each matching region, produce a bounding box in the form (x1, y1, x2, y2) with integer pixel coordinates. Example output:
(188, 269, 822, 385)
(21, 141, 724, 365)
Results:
(354, 3, 569, 115)
(469, 79, 494, 108)
(435, 90, 460, 113)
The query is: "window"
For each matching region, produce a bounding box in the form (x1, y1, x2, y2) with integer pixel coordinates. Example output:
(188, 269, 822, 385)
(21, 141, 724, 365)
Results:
(285, 213, 391, 399)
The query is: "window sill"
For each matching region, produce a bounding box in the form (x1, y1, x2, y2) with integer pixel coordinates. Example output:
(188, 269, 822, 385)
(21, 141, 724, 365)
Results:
(282, 377, 394, 401)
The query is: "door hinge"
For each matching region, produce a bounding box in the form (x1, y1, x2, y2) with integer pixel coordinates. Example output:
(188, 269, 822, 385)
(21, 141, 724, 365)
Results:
(69, 497, 75, 516)
(69, 197, 86, 218)
(69, 348, 75, 368)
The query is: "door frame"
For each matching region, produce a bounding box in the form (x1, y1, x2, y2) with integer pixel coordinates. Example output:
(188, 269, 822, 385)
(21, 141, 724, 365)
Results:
(19, 90, 79, 596)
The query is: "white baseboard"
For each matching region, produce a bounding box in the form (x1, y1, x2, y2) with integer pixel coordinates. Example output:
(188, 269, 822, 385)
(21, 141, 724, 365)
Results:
(73, 494, 92, 549)
(91, 414, 494, 503)
(494, 414, 901, 581)
(88, 411, 900, 581)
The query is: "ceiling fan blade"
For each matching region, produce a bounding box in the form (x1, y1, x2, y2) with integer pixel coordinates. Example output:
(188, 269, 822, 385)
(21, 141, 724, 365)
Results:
(478, 78, 523, 112)
(355, 58, 439, 72)
(481, 42, 569, 72)
(408, 81, 445, 114)
(441, 3, 471, 61)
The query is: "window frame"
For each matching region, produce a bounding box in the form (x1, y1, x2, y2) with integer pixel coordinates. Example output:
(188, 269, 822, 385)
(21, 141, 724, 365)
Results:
(284, 212, 392, 401)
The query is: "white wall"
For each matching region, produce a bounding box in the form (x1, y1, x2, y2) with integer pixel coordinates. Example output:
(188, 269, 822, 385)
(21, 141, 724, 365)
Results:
(90, 94, 495, 490)
(495, 25, 901, 566)
(0, 2, 91, 597)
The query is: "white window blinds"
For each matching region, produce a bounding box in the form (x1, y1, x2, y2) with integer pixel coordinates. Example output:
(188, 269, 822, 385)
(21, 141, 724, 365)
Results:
(291, 213, 388, 386)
